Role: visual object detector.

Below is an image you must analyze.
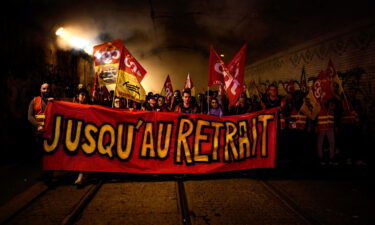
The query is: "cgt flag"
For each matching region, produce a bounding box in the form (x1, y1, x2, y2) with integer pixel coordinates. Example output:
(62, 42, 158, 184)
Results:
(115, 45, 146, 102)
(184, 73, 196, 96)
(227, 44, 246, 89)
(123, 47, 147, 82)
(160, 75, 174, 101)
(208, 45, 246, 106)
(313, 70, 334, 104)
(93, 40, 123, 89)
(208, 45, 225, 87)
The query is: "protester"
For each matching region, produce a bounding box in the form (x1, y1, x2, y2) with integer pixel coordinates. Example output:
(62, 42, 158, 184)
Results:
(143, 95, 157, 111)
(155, 96, 169, 112)
(232, 96, 251, 115)
(208, 97, 223, 117)
(175, 89, 198, 113)
(27, 82, 55, 184)
(217, 85, 229, 115)
(28, 82, 54, 133)
(262, 84, 281, 109)
(316, 98, 337, 166)
(170, 90, 182, 111)
(285, 91, 309, 167)
(337, 98, 367, 166)
(74, 88, 90, 186)
(113, 97, 124, 109)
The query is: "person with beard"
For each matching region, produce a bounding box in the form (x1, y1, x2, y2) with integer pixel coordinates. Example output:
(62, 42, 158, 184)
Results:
(28, 82, 54, 134)
(28, 82, 54, 184)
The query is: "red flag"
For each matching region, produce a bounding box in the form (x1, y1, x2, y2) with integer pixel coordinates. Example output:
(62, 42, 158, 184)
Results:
(227, 44, 246, 86)
(208, 46, 225, 87)
(93, 40, 124, 88)
(161, 75, 174, 101)
(93, 40, 123, 66)
(313, 70, 334, 104)
(225, 44, 247, 106)
(90, 73, 100, 103)
(121, 46, 147, 82)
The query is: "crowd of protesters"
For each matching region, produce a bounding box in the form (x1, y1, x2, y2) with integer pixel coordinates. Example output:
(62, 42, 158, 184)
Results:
(29, 80, 369, 185)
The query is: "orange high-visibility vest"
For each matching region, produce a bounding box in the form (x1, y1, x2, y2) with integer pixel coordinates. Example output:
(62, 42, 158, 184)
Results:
(317, 108, 334, 130)
(33, 96, 45, 126)
(288, 109, 307, 130)
(340, 110, 359, 124)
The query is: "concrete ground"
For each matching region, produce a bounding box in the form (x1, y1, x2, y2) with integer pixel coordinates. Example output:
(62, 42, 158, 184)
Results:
(1, 160, 374, 225)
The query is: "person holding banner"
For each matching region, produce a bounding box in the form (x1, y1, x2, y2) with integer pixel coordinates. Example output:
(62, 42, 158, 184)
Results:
(142, 95, 157, 111)
(28, 81, 54, 184)
(113, 97, 125, 109)
(208, 97, 223, 117)
(170, 90, 182, 111)
(156, 96, 170, 112)
(28, 82, 54, 133)
(232, 95, 252, 115)
(74, 88, 90, 186)
(174, 89, 198, 113)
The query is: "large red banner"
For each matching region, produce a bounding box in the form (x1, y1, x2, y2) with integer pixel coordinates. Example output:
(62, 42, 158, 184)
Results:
(42, 101, 278, 173)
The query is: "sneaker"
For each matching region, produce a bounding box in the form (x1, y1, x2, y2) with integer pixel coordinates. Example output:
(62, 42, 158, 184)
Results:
(74, 172, 86, 185)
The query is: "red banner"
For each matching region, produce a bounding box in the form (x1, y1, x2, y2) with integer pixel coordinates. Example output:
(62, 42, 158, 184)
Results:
(42, 101, 278, 173)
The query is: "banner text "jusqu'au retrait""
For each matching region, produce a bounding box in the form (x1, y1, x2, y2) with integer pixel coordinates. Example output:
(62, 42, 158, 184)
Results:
(42, 101, 278, 173)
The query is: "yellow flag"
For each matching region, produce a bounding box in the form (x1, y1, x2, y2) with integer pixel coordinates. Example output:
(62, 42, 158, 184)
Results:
(115, 70, 146, 103)
(300, 89, 321, 120)
(332, 74, 344, 99)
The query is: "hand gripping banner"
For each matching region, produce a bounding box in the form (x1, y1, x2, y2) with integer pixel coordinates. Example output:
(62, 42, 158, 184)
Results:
(42, 101, 278, 173)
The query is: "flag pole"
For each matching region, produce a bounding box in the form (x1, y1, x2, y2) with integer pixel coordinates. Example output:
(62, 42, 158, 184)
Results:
(207, 86, 210, 114)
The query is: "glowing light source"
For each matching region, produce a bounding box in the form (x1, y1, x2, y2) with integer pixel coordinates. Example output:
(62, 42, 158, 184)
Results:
(55, 26, 94, 55)
(55, 27, 64, 36)
(220, 54, 225, 58)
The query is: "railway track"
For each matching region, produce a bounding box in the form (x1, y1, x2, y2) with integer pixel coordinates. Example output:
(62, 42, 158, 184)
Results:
(0, 176, 327, 225)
